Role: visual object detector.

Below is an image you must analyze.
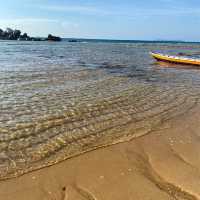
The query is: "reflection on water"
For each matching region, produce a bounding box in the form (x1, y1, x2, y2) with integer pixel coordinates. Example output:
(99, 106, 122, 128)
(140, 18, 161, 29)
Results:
(1, 41, 200, 179)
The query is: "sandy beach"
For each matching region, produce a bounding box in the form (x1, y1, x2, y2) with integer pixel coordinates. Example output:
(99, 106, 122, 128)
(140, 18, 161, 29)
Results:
(1, 103, 200, 200)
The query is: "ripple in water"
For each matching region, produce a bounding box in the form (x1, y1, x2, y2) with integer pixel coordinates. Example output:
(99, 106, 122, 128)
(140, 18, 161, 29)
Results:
(0, 40, 200, 179)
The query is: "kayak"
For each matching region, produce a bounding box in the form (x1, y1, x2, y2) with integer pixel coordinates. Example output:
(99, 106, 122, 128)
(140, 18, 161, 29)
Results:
(150, 52, 200, 66)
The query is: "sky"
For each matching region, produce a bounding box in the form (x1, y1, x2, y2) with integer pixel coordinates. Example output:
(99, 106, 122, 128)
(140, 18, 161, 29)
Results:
(0, 0, 200, 41)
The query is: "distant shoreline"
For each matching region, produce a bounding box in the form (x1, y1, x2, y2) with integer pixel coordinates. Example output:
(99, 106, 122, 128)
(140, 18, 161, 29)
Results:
(63, 38, 200, 44)
(1, 38, 200, 44)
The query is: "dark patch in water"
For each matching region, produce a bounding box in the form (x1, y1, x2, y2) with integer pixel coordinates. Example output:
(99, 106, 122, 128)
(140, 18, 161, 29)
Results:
(100, 62, 127, 69)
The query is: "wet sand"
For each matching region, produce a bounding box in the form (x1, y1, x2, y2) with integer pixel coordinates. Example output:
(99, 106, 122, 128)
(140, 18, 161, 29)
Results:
(1, 104, 200, 200)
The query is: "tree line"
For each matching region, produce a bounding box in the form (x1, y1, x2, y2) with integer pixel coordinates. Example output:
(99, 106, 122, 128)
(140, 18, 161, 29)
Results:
(0, 28, 31, 40)
(0, 28, 61, 41)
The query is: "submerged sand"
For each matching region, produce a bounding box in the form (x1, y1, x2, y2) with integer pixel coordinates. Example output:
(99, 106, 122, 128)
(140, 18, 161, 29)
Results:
(0, 104, 200, 200)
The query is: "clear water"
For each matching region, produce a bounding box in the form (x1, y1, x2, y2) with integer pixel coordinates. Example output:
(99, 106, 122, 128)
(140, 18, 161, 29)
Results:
(0, 40, 200, 179)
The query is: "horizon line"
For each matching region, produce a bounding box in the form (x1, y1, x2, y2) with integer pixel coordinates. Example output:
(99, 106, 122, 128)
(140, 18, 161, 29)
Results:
(62, 37, 200, 43)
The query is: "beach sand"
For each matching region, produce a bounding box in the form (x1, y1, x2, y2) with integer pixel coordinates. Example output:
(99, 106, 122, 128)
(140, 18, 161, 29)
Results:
(0, 105, 200, 200)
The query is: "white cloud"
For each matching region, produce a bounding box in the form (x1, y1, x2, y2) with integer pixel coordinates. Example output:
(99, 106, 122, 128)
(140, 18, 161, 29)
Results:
(61, 21, 79, 29)
(0, 18, 58, 27)
(42, 5, 99, 13)
(38, 4, 114, 16)
(37, 3, 200, 19)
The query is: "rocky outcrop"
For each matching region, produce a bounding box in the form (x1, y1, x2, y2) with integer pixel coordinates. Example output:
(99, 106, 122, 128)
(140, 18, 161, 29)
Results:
(46, 34, 62, 42)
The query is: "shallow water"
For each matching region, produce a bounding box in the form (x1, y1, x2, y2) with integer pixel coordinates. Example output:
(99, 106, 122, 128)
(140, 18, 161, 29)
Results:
(1, 40, 200, 179)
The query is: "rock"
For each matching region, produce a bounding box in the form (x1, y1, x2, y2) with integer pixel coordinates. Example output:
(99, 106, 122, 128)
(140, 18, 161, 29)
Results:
(68, 39, 78, 42)
(46, 34, 62, 42)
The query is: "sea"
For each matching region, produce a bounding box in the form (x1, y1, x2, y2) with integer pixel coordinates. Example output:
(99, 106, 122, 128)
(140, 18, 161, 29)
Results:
(1, 39, 200, 179)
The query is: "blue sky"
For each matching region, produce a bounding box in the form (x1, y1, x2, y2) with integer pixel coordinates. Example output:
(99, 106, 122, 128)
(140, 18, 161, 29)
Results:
(0, 0, 200, 41)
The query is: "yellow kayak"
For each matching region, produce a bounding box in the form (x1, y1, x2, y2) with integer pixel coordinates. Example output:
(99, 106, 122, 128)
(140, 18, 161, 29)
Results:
(150, 52, 200, 66)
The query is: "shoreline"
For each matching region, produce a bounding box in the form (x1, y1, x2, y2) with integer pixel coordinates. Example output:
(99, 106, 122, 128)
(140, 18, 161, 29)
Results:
(1, 104, 200, 200)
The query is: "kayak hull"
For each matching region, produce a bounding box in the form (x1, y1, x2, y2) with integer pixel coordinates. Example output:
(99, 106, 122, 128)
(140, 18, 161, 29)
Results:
(150, 52, 200, 66)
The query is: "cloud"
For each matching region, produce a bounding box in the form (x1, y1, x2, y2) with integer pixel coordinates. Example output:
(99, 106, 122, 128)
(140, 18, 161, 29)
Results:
(137, 7, 200, 16)
(61, 21, 79, 29)
(0, 18, 59, 27)
(37, 3, 200, 19)
(41, 5, 99, 13)
(37, 4, 115, 16)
